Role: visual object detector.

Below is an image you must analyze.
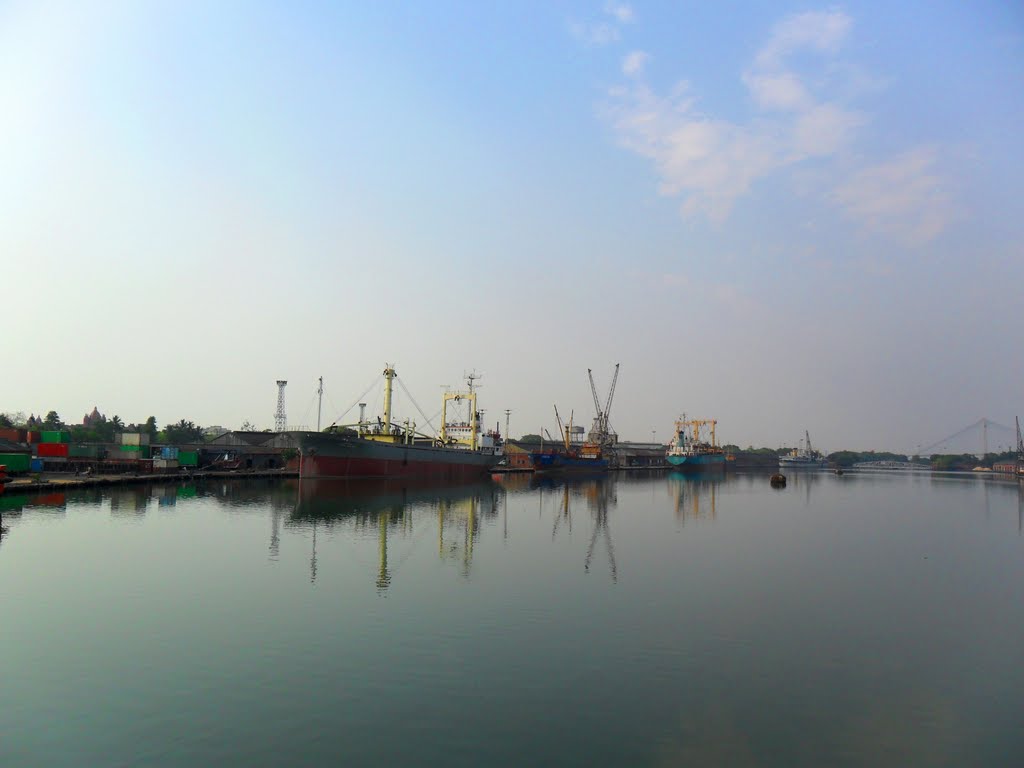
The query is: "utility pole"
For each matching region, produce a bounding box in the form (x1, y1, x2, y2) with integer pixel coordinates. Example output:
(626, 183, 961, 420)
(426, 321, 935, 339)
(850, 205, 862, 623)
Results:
(504, 409, 511, 443)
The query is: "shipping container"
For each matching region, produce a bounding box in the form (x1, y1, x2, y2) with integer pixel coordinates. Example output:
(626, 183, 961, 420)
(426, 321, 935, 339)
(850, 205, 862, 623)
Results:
(30, 457, 43, 472)
(0, 428, 27, 442)
(160, 446, 179, 459)
(119, 433, 151, 446)
(41, 430, 71, 443)
(69, 444, 101, 458)
(178, 450, 199, 466)
(37, 443, 69, 458)
(153, 458, 179, 470)
(27, 431, 41, 444)
(0, 453, 31, 473)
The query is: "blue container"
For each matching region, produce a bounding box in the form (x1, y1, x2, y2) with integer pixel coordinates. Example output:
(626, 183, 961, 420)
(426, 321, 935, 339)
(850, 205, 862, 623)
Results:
(160, 446, 179, 459)
(30, 457, 44, 472)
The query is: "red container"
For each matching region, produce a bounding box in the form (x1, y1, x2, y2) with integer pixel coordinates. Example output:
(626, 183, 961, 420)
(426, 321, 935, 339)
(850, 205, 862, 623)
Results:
(27, 432, 41, 443)
(0, 427, 24, 442)
(37, 442, 69, 457)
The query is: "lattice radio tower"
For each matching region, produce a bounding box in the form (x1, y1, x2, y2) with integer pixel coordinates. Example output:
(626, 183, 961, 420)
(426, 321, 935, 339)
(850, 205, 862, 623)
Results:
(274, 380, 288, 432)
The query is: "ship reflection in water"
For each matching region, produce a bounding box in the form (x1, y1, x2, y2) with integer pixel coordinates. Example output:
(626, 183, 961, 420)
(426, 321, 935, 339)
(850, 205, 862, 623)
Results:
(667, 471, 723, 524)
(290, 477, 503, 590)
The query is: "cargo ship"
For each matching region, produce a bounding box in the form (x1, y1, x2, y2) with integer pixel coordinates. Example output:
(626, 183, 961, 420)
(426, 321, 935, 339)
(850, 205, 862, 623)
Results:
(532, 451, 609, 473)
(291, 366, 501, 480)
(666, 416, 726, 470)
(778, 430, 828, 468)
(531, 406, 609, 473)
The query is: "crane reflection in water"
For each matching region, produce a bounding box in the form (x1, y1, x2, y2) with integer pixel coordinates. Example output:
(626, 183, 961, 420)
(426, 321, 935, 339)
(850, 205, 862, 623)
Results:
(529, 474, 619, 583)
(288, 478, 503, 591)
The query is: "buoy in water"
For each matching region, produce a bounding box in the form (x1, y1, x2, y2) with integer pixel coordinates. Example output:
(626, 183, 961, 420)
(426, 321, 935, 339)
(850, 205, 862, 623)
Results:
(770, 473, 786, 487)
(834, 467, 844, 476)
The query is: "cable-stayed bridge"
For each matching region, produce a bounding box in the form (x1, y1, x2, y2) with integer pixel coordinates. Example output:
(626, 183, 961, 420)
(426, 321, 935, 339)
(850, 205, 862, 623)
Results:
(915, 418, 1019, 457)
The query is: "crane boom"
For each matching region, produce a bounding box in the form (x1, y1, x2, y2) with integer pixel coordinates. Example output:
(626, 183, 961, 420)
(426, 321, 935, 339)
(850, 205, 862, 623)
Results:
(603, 364, 620, 434)
(587, 369, 602, 419)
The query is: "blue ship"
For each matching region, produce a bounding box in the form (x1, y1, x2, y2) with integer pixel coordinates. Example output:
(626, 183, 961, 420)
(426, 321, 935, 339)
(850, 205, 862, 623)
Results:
(531, 452, 609, 473)
(666, 416, 725, 471)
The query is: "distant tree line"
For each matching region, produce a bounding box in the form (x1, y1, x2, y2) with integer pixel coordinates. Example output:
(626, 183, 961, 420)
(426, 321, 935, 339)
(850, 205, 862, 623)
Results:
(1, 410, 208, 444)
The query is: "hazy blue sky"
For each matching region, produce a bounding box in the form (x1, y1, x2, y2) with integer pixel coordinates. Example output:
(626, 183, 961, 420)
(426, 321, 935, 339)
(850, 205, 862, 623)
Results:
(2, 1, 1022, 452)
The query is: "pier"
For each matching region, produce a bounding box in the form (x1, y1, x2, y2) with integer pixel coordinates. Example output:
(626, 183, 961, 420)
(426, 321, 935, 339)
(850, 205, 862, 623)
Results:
(1, 468, 297, 496)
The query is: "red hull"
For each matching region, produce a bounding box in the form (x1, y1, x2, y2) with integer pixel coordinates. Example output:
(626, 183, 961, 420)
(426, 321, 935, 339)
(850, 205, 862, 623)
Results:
(300, 454, 492, 482)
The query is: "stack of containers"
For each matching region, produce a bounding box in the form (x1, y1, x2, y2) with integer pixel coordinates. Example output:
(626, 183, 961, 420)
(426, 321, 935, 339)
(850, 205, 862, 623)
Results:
(0, 427, 32, 473)
(37, 430, 70, 463)
(115, 433, 151, 461)
(153, 445, 179, 472)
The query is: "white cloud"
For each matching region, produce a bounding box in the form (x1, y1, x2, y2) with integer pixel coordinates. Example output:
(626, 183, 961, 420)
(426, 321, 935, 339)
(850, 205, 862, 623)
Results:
(605, 2, 635, 24)
(570, 2, 634, 47)
(743, 72, 810, 111)
(833, 147, 955, 245)
(607, 9, 955, 244)
(622, 50, 649, 76)
(610, 82, 781, 221)
(571, 20, 619, 46)
(755, 10, 852, 70)
(793, 103, 864, 157)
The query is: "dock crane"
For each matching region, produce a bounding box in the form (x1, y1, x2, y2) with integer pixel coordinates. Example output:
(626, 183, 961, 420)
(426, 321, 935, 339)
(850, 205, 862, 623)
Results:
(587, 364, 620, 447)
(1016, 416, 1023, 474)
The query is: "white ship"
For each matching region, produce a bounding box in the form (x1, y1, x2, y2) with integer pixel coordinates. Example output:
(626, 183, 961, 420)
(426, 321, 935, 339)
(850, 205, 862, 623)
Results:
(779, 430, 828, 468)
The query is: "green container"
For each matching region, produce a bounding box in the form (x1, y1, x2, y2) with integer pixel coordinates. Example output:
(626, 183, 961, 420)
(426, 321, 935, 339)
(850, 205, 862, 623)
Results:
(69, 444, 100, 458)
(41, 430, 72, 443)
(178, 450, 199, 466)
(112, 445, 149, 459)
(0, 453, 31, 473)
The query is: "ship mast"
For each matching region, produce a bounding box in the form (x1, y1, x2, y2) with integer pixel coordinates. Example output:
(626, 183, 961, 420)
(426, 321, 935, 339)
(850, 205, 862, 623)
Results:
(316, 376, 323, 432)
(382, 365, 397, 433)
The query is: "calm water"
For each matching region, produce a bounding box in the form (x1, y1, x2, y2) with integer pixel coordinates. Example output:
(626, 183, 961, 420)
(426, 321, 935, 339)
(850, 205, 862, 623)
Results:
(2, 471, 1023, 767)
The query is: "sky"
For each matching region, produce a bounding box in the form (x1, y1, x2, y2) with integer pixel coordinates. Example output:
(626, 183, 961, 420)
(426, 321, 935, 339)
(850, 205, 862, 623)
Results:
(2, 0, 1022, 453)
